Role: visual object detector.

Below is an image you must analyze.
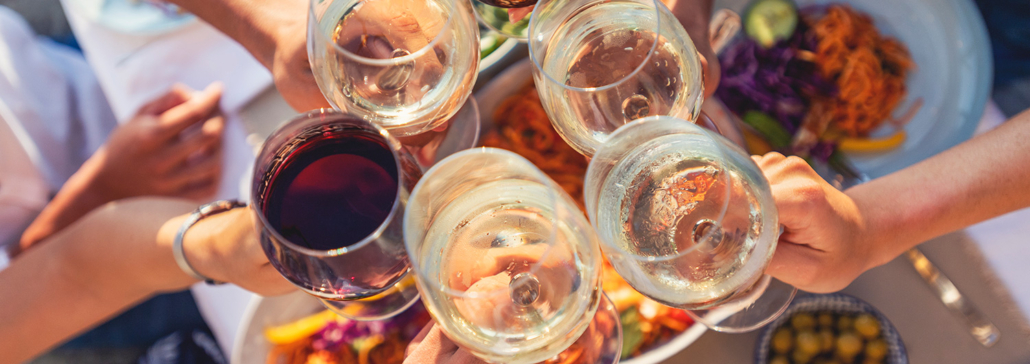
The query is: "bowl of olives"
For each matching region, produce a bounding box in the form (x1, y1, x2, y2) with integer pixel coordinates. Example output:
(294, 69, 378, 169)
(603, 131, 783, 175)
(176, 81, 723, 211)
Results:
(754, 294, 907, 364)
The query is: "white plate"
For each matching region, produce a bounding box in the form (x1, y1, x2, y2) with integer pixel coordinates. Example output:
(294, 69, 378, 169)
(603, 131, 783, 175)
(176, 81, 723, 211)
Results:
(231, 291, 324, 364)
(715, 0, 992, 178)
(232, 290, 707, 364)
(72, 0, 197, 35)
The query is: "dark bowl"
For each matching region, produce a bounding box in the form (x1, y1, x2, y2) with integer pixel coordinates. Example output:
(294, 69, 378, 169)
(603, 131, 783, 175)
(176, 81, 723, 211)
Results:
(754, 293, 908, 364)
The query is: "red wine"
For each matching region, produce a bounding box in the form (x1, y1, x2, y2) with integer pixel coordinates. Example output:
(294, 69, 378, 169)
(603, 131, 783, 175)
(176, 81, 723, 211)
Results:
(262, 130, 399, 251)
(477, 0, 537, 8)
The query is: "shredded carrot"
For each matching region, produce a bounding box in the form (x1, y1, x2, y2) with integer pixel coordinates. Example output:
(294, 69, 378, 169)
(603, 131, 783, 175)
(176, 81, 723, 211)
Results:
(809, 5, 914, 138)
(482, 83, 589, 211)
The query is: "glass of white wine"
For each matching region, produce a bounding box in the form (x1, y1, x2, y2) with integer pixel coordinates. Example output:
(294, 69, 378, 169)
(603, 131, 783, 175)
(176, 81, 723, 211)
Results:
(585, 116, 796, 332)
(308, 0, 481, 167)
(528, 0, 705, 157)
(404, 148, 622, 364)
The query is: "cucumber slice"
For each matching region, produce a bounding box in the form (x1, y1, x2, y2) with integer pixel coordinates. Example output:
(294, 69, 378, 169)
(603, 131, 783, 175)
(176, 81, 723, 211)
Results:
(744, 0, 798, 48)
(742, 111, 792, 148)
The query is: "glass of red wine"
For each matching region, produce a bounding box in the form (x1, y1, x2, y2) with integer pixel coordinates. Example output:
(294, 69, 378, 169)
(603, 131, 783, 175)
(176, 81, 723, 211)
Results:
(250, 109, 422, 320)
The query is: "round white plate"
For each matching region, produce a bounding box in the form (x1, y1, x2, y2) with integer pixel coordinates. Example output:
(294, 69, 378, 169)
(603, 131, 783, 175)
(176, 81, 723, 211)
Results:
(232, 291, 707, 364)
(715, 0, 992, 178)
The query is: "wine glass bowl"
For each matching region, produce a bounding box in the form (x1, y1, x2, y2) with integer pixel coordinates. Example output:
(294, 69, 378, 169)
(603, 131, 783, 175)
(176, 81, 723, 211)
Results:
(585, 116, 795, 332)
(251, 109, 422, 320)
(404, 148, 619, 364)
(308, 0, 480, 137)
(528, 0, 704, 157)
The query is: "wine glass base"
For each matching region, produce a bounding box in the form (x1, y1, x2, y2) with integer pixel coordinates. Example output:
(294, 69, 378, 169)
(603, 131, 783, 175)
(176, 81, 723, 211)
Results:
(545, 292, 623, 364)
(320, 273, 421, 321)
(685, 275, 797, 333)
(396, 97, 481, 170)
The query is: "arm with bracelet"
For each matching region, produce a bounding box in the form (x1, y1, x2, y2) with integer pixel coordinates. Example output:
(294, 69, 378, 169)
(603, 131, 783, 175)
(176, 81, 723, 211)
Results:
(0, 197, 293, 364)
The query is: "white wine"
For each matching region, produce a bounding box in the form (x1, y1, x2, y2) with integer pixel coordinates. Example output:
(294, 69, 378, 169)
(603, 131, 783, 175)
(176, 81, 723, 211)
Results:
(310, 0, 479, 136)
(596, 134, 778, 309)
(535, 1, 702, 155)
(417, 179, 600, 364)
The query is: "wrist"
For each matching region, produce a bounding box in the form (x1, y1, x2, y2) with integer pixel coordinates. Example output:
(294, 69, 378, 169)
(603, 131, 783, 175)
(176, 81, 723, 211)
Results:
(845, 183, 904, 270)
(179, 202, 249, 284)
(236, 0, 308, 69)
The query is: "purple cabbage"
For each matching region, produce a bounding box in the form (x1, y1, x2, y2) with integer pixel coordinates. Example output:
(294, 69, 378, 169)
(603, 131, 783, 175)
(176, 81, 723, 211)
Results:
(310, 301, 429, 351)
(716, 21, 836, 135)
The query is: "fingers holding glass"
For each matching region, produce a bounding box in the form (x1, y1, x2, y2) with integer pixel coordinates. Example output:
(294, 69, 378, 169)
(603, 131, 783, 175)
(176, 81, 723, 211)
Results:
(585, 117, 795, 333)
(404, 148, 620, 364)
(529, 0, 704, 157)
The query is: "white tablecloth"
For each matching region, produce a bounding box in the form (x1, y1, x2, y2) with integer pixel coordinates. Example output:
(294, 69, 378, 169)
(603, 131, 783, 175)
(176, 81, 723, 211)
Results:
(60, 5, 1030, 360)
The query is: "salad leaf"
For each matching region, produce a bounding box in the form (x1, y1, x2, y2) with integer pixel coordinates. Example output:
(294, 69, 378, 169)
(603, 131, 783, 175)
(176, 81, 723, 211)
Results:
(620, 307, 645, 358)
(742, 111, 792, 148)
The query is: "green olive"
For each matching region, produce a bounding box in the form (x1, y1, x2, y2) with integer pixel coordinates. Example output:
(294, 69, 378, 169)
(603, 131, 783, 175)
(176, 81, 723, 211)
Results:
(836, 315, 854, 332)
(792, 349, 814, 364)
(836, 331, 863, 362)
(819, 329, 835, 353)
(792, 313, 818, 331)
(770, 355, 790, 364)
(797, 330, 821, 355)
(819, 313, 835, 328)
(854, 314, 881, 339)
(772, 328, 794, 354)
(865, 338, 888, 360)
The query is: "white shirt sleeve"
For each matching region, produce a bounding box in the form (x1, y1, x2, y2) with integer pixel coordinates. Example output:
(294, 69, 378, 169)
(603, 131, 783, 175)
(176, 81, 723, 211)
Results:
(0, 6, 117, 193)
(0, 5, 118, 252)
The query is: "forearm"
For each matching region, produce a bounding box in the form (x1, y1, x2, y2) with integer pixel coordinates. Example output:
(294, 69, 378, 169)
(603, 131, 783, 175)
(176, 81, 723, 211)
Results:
(166, 0, 307, 68)
(848, 110, 1030, 267)
(19, 159, 111, 250)
(0, 199, 196, 363)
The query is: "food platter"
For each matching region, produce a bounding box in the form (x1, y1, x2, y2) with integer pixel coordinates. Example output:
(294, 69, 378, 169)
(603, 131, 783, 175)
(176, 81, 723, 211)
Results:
(232, 291, 323, 364)
(231, 288, 707, 364)
(714, 0, 992, 179)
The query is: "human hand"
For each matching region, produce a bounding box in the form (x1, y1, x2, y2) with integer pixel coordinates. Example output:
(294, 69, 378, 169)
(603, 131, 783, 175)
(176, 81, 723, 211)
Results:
(447, 243, 575, 332)
(179, 206, 294, 296)
(268, 10, 333, 112)
(86, 83, 225, 202)
(404, 321, 487, 364)
(754, 153, 874, 293)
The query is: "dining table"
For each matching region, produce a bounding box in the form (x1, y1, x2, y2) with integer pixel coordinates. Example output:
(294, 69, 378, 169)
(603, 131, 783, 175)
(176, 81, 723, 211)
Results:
(59, 2, 1030, 363)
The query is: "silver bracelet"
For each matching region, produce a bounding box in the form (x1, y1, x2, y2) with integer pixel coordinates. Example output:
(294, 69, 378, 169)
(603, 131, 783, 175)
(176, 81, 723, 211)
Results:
(173, 200, 247, 285)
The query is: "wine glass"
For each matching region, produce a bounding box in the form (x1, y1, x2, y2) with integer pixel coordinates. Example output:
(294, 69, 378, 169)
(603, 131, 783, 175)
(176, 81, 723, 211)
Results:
(250, 109, 422, 320)
(584, 116, 796, 332)
(307, 0, 481, 166)
(528, 0, 705, 157)
(404, 148, 622, 364)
